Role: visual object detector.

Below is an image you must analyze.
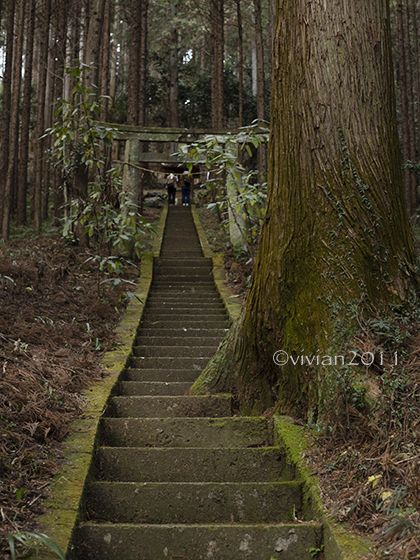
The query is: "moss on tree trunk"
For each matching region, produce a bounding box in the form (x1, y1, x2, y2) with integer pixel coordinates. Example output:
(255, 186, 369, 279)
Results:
(190, 0, 418, 417)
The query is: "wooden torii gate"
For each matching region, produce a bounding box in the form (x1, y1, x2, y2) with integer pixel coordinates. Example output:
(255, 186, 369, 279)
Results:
(108, 124, 257, 252)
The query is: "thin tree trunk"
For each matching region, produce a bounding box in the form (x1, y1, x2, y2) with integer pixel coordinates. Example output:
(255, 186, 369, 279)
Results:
(137, 0, 149, 214)
(236, 0, 243, 127)
(2, 0, 25, 240)
(138, 0, 148, 126)
(33, 0, 51, 231)
(17, 0, 36, 226)
(100, 0, 111, 121)
(127, 0, 141, 125)
(253, 0, 266, 175)
(42, 26, 54, 221)
(210, 0, 224, 128)
(48, 4, 67, 222)
(109, 0, 119, 101)
(84, 0, 104, 88)
(0, 0, 16, 235)
(200, 35, 206, 74)
(169, 0, 179, 128)
(191, 0, 417, 418)
(254, 0, 264, 121)
(268, 0, 275, 109)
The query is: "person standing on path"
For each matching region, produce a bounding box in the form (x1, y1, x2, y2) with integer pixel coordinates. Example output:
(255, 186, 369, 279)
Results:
(181, 170, 191, 206)
(167, 173, 177, 205)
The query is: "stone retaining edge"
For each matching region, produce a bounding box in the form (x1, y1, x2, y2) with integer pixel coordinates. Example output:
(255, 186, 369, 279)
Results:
(191, 204, 371, 560)
(191, 204, 242, 322)
(274, 417, 372, 560)
(35, 206, 168, 559)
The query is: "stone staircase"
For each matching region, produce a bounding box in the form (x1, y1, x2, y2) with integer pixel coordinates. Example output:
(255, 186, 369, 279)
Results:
(71, 206, 323, 560)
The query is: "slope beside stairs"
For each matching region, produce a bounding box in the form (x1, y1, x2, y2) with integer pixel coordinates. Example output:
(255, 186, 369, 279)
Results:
(62, 205, 360, 560)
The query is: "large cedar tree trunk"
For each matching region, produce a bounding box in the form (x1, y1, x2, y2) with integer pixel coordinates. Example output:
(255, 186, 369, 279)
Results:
(191, 0, 418, 417)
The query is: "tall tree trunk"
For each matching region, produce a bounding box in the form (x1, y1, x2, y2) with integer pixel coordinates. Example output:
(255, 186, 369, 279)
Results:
(169, 0, 179, 128)
(138, 0, 148, 127)
(109, 0, 119, 101)
(127, 0, 141, 125)
(268, 0, 275, 109)
(236, 0, 243, 127)
(80, 0, 90, 64)
(48, 3, 67, 222)
(100, 0, 111, 121)
(210, 0, 224, 128)
(253, 0, 264, 121)
(2, 0, 25, 240)
(0, 0, 16, 235)
(253, 0, 266, 175)
(33, 0, 51, 231)
(200, 35, 206, 75)
(84, 0, 105, 88)
(411, 0, 420, 170)
(17, 0, 36, 226)
(191, 0, 417, 418)
(42, 26, 54, 221)
(137, 0, 148, 214)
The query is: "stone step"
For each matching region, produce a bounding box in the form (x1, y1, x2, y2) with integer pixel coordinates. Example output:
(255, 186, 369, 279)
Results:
(136, 328, 229, 338)
(152, 275, 215, 281)
(73, 523, 322, 560)
(87, 481, 303, 524)
(133, 345, 219, 358)
(130, 356, 213, 369)
(96, 447, 293, 482)
(100, 417, 272, 448)
(146, 295, 222, 303)
(145, 301, 225, 310)
(119, 381, 192, 396)
(155, 257, 212, 266)
(105, 395, 232, 418)
(150, 286, 220, 295)
(141, 308, 227, 317)
(125, 368, 201, 382)
(160, 246, 203, 251)
(138, 319, 229, 329)
(134, 336, 222, 347)
(154, 263, 213, 273)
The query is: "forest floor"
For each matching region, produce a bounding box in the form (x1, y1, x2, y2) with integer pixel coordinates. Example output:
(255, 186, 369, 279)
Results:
(0, 202, 419, 559)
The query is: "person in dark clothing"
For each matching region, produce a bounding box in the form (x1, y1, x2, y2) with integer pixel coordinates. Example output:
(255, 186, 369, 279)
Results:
(181, 171, 191, 205)
(167, 175, 176, 205)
